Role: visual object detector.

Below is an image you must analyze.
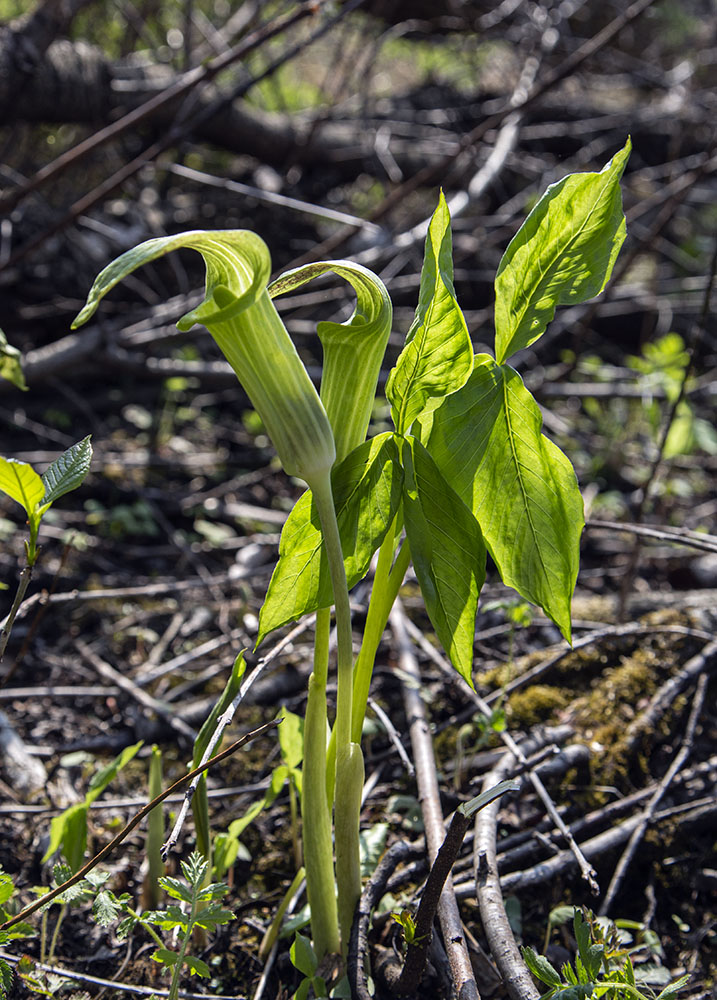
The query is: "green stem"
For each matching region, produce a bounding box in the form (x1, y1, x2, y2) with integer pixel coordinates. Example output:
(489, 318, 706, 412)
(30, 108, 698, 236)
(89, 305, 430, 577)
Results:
(258, 865, 306, 961)
(0, 564, 33, 658)
(48, 903, 66, 963)
(167, 890, 200, 1000)
(301, 606, 340, 958)
(309, 471, 360, 954)
(310, 474, 353, 755)
(325, 531, 410, 805)
(351, 533, 410, 743)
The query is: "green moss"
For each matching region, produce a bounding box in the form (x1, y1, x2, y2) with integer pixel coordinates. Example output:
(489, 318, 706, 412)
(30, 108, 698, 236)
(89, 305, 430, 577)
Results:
(507, 685, 571, 728)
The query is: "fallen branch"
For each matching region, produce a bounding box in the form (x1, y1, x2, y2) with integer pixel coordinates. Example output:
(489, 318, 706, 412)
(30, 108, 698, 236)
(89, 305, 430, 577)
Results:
(390, 600, 479, 1000)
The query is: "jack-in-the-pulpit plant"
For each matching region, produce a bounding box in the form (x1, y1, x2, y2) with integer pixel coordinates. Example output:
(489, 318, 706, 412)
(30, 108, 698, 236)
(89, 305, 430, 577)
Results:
(72, 138, 631, 966)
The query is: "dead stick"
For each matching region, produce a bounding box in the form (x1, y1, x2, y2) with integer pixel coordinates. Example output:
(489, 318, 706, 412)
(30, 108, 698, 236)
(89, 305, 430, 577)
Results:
(390, 601, 479, 1000)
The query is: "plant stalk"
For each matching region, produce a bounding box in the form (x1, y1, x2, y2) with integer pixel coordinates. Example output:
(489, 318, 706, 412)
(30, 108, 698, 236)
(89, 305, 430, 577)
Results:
(325, 532, 410, 805)
(351, 534, 410, 743)
(309, 470, 362, 953)
(301, 606, 340, 958)
(0, 564, 33, 659)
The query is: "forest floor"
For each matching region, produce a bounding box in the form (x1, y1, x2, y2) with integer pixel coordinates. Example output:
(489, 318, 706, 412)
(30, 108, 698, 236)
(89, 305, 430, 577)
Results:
(0, 2, 716, 998)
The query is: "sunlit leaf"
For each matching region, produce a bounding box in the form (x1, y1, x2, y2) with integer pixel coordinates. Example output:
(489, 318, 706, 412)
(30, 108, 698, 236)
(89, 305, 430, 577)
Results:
(86, 741, 143, 806)
(278, 707, 304, 770)
(421, 355, 583, 642)
(44, 803, 88, 873)
(183, 956, 210, 978)
(0, 458, 44, 516)
(41, 436, 93, 506)
(386, 191, 473, 434)
(494, 139, 631, 364)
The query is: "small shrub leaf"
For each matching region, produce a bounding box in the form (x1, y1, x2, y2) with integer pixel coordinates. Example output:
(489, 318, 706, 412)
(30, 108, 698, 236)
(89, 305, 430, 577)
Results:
(0, 458, 44, 517)
(40, 436, 93, 506)
(93, 890, 122, 927)
(656, 974, 691, 1000)
(183, 956, 211, 978)
(152, 948, 179, 967)
(84, 741, 142, 809)
(44, 803, 88, 873)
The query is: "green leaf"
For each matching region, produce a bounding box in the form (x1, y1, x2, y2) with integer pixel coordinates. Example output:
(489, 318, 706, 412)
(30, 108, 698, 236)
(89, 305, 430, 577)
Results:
(223, 764, 290, 842)
(522, 946, 563, 988)
(183, 955, 211, 978)
(92, 890, 122, 927)
(193, 652, 246, 769)
(0, 870, 13, 906)
(44, 803, 89, 873)
(159, 876, 194, 904)
(574, 911, 602, 980)
(278, 707, 304, 770)
(549, 906, 577, 930)
(386, 191, 473, 434)
(402, 437, 485, 685)
(194, 900, 235, 931)
(40, 436, 92, 506)
(295, 978, 311, 1000)
(152, 948, 180, 968)
(290, 933, 318, 978)
(421, 355, 583, 642)
(269, 260, 392, 464)
(0, 458, 44, 517)
(655, 974, 690, 1000)
(494, 139, 631, 364)
(258, 433, 404, 641)
(86, 741, 143, 806)
(0, 328, 27, 391)
(117, 915, 136, 941)
(43, 741, 142, 872)
(0, 957, 14, 997)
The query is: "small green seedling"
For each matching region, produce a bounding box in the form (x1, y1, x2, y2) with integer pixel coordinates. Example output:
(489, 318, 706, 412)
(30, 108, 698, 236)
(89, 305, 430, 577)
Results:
(0, 436, 92, 567)
(290, 932, 329, 1000)
(73, 139, 632, 964)
(146, 852, 235, 1000)
(391, 909, 425, 947)
(142, 744, 165, 910)
(523, 908, 689, 1000)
